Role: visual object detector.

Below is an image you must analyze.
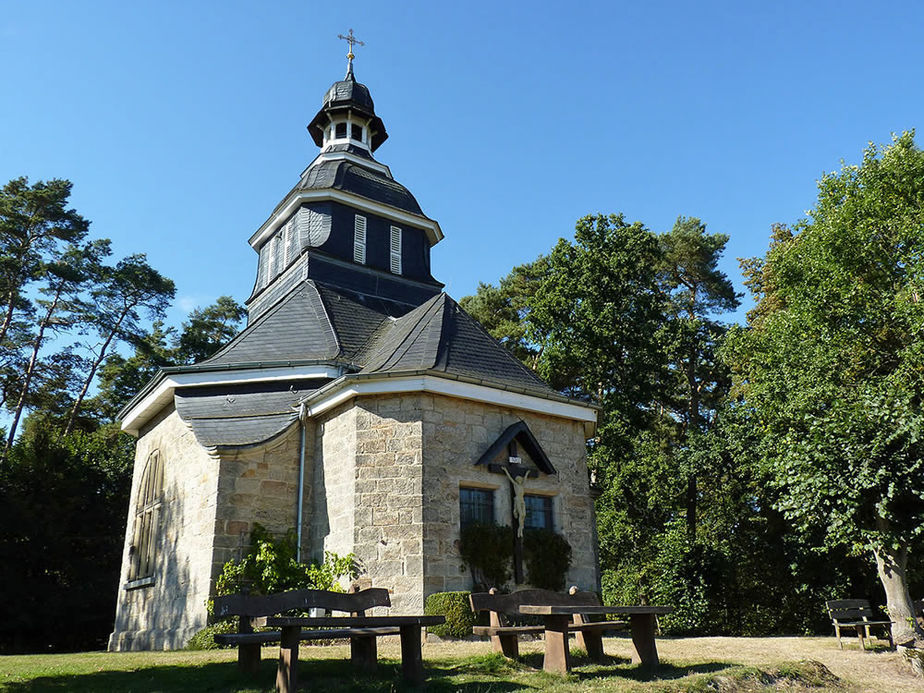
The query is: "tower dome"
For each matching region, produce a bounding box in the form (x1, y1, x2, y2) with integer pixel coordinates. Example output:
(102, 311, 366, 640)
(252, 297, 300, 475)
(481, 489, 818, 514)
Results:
(307, 63, 388, 153)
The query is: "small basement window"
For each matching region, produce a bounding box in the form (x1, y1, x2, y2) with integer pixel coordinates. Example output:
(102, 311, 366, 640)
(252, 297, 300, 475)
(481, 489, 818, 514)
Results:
(460, 487, 494, 527)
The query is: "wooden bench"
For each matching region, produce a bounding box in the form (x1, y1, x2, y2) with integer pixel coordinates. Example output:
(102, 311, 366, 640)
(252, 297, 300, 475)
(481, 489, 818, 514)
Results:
(212, 587, 443, 690)
(469, 587, 626, 661)
(825, 599, 894, 650)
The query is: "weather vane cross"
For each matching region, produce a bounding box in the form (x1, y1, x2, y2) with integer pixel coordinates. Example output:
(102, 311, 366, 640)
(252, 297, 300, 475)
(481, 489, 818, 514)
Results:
(337, 29, 364, 69)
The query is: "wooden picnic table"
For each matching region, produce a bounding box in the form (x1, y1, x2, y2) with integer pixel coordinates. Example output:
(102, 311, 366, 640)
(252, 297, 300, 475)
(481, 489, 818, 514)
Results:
(257, 614, 444, 691)
(519, 604, 672, 674)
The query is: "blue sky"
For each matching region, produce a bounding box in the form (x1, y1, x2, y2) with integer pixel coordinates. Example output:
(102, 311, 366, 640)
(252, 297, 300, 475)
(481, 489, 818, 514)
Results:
(2, 1, 922, 326)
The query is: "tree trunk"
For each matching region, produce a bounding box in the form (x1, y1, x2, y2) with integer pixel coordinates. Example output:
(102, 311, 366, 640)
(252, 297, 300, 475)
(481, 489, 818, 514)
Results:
(5, 286, 64, 450)
(63, 312, 124, 436)
(872, 534, 924, 647)
(685, 326, 700, 540)
(0, 288, 18, 347)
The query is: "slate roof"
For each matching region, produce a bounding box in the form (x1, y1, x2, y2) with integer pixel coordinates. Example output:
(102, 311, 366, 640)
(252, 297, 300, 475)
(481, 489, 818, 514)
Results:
(359, 293, 559, 397)
(292, 158, 423, 215)
(162, 280, 562, 449)
(174, 381, 321, 449)
(307, 69, 388, 151)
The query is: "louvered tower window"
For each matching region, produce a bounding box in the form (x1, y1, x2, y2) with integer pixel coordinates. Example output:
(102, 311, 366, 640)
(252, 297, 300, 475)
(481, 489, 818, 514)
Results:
(353, 215, 367, 264)
(285, 219, 297, 265)
(271, 233, 284, 278)
(389, 226, 402, 274)
(257, 243, 270, 289)
(129, 450, 164, 582)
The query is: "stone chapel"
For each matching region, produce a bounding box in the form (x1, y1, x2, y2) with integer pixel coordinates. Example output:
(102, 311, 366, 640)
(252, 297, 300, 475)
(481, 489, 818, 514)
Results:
(109, 55, 599, 651)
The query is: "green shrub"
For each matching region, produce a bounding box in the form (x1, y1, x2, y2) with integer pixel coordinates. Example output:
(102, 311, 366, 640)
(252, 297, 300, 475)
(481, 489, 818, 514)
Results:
(459, 523, 512, 589)
(185, 619, 237, 650)
(424, 591, 476, 638)
(523, 528, 572, 590)
(214, 523, 359, 600)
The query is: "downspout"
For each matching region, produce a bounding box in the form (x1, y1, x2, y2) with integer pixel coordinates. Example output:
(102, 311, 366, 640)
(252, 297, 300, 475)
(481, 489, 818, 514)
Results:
(296, 402, 308, 563)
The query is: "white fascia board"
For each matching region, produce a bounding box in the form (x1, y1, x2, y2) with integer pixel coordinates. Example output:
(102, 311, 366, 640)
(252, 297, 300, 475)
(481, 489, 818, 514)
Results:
(120, 365, 342, 437)
(249, 190, 444, 250)
(303, 374, 597, 427)
(302, 151, 392, 178)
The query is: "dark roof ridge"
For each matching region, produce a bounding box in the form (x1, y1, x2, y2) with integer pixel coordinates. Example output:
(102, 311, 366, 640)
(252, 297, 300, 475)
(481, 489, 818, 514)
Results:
(309, 278, 344, 359)
(360, 293, 446, 372)
(200, 282, 308, 364)
(377, 293, 446, 371)
(441, 294, 552, 390)
(200, 279, 339, 367)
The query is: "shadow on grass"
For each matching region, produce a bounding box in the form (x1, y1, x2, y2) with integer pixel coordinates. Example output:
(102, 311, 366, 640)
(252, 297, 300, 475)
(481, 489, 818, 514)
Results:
(3, 655, 529, 692)
(516, 650, 733, 684)
(3, 651, 736, 692)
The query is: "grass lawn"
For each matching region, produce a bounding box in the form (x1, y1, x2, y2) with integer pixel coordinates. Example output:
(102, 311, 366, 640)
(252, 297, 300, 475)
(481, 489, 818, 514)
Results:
(2, 635, 922, 692)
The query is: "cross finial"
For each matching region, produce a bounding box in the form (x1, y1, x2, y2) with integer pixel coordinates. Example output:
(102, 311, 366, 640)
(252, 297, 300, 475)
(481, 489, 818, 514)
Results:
(337, 29, 364, 77)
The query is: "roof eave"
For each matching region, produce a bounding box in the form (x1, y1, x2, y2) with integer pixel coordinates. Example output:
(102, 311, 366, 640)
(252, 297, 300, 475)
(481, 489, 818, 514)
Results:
(248, 189, 443, 249)
(299, 369, 598, 435)
(118, 361, 349, 437)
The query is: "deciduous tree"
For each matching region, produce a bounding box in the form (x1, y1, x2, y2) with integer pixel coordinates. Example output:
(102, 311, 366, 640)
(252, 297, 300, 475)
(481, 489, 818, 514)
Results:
(726, 132, 924, 645)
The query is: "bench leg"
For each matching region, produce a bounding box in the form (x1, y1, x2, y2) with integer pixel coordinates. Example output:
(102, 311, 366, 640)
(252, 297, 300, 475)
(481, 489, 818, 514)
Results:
(351, 635, 378, 671)
(578, 629, 605, 662)
(630, 613, 659, 667)
(856, 626, 866, 651)
(399, 625, 424, 685)
(542, 614, 572, 675)
(239, 642, 261, 674)
(834, 625, 843, 649)
(492, 633, 520, 659)
(276, 626, 299, 693)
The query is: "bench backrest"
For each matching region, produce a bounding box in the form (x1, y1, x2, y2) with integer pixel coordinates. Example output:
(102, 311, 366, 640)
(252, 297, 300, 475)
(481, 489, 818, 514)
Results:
(825, 599, 878, 623)
(213, 588, 391, 620)
(470, 587, 600, 627)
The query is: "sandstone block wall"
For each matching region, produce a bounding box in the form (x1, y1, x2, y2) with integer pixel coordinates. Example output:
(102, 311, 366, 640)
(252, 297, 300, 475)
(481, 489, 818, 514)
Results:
(213, 424, 306, 571)
(307, 393, 598, 612)
(420, 394, 598, 596)
(352, 396, 425, 612)
(310, 403, 357, 561)
(108, 406, 220, 651)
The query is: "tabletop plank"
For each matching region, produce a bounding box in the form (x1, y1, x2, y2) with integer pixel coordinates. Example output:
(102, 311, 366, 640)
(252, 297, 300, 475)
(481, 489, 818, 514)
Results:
(518, 605, 672, 616)
(255, 615, 444, 628)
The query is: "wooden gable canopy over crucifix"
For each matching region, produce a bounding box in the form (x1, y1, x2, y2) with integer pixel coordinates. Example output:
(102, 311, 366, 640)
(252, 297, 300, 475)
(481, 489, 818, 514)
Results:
(475, 420, 557, 478)
(475, 421, 556, 583)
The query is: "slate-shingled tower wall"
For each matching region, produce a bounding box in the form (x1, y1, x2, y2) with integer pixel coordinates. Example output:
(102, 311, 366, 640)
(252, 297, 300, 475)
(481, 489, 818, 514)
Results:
(109, 64, 598, 651)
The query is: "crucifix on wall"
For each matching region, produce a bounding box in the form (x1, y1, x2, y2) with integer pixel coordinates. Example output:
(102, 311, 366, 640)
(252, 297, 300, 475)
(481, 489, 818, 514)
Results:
(491, 441, 536, 583)
(476, 420, 558, 585)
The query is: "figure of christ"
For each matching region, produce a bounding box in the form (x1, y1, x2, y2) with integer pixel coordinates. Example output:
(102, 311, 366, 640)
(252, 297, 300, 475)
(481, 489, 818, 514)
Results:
(503, 467, 527, 539)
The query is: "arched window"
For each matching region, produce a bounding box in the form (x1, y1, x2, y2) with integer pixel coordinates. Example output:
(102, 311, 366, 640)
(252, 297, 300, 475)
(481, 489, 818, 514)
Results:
(129, 450, 163, 582)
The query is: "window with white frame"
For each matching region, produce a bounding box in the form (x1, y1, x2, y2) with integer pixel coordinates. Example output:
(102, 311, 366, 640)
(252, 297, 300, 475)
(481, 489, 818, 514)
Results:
(353, 215, 367, 264)
(389, 226, 402, 274)
(128, 450, 164, 583)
